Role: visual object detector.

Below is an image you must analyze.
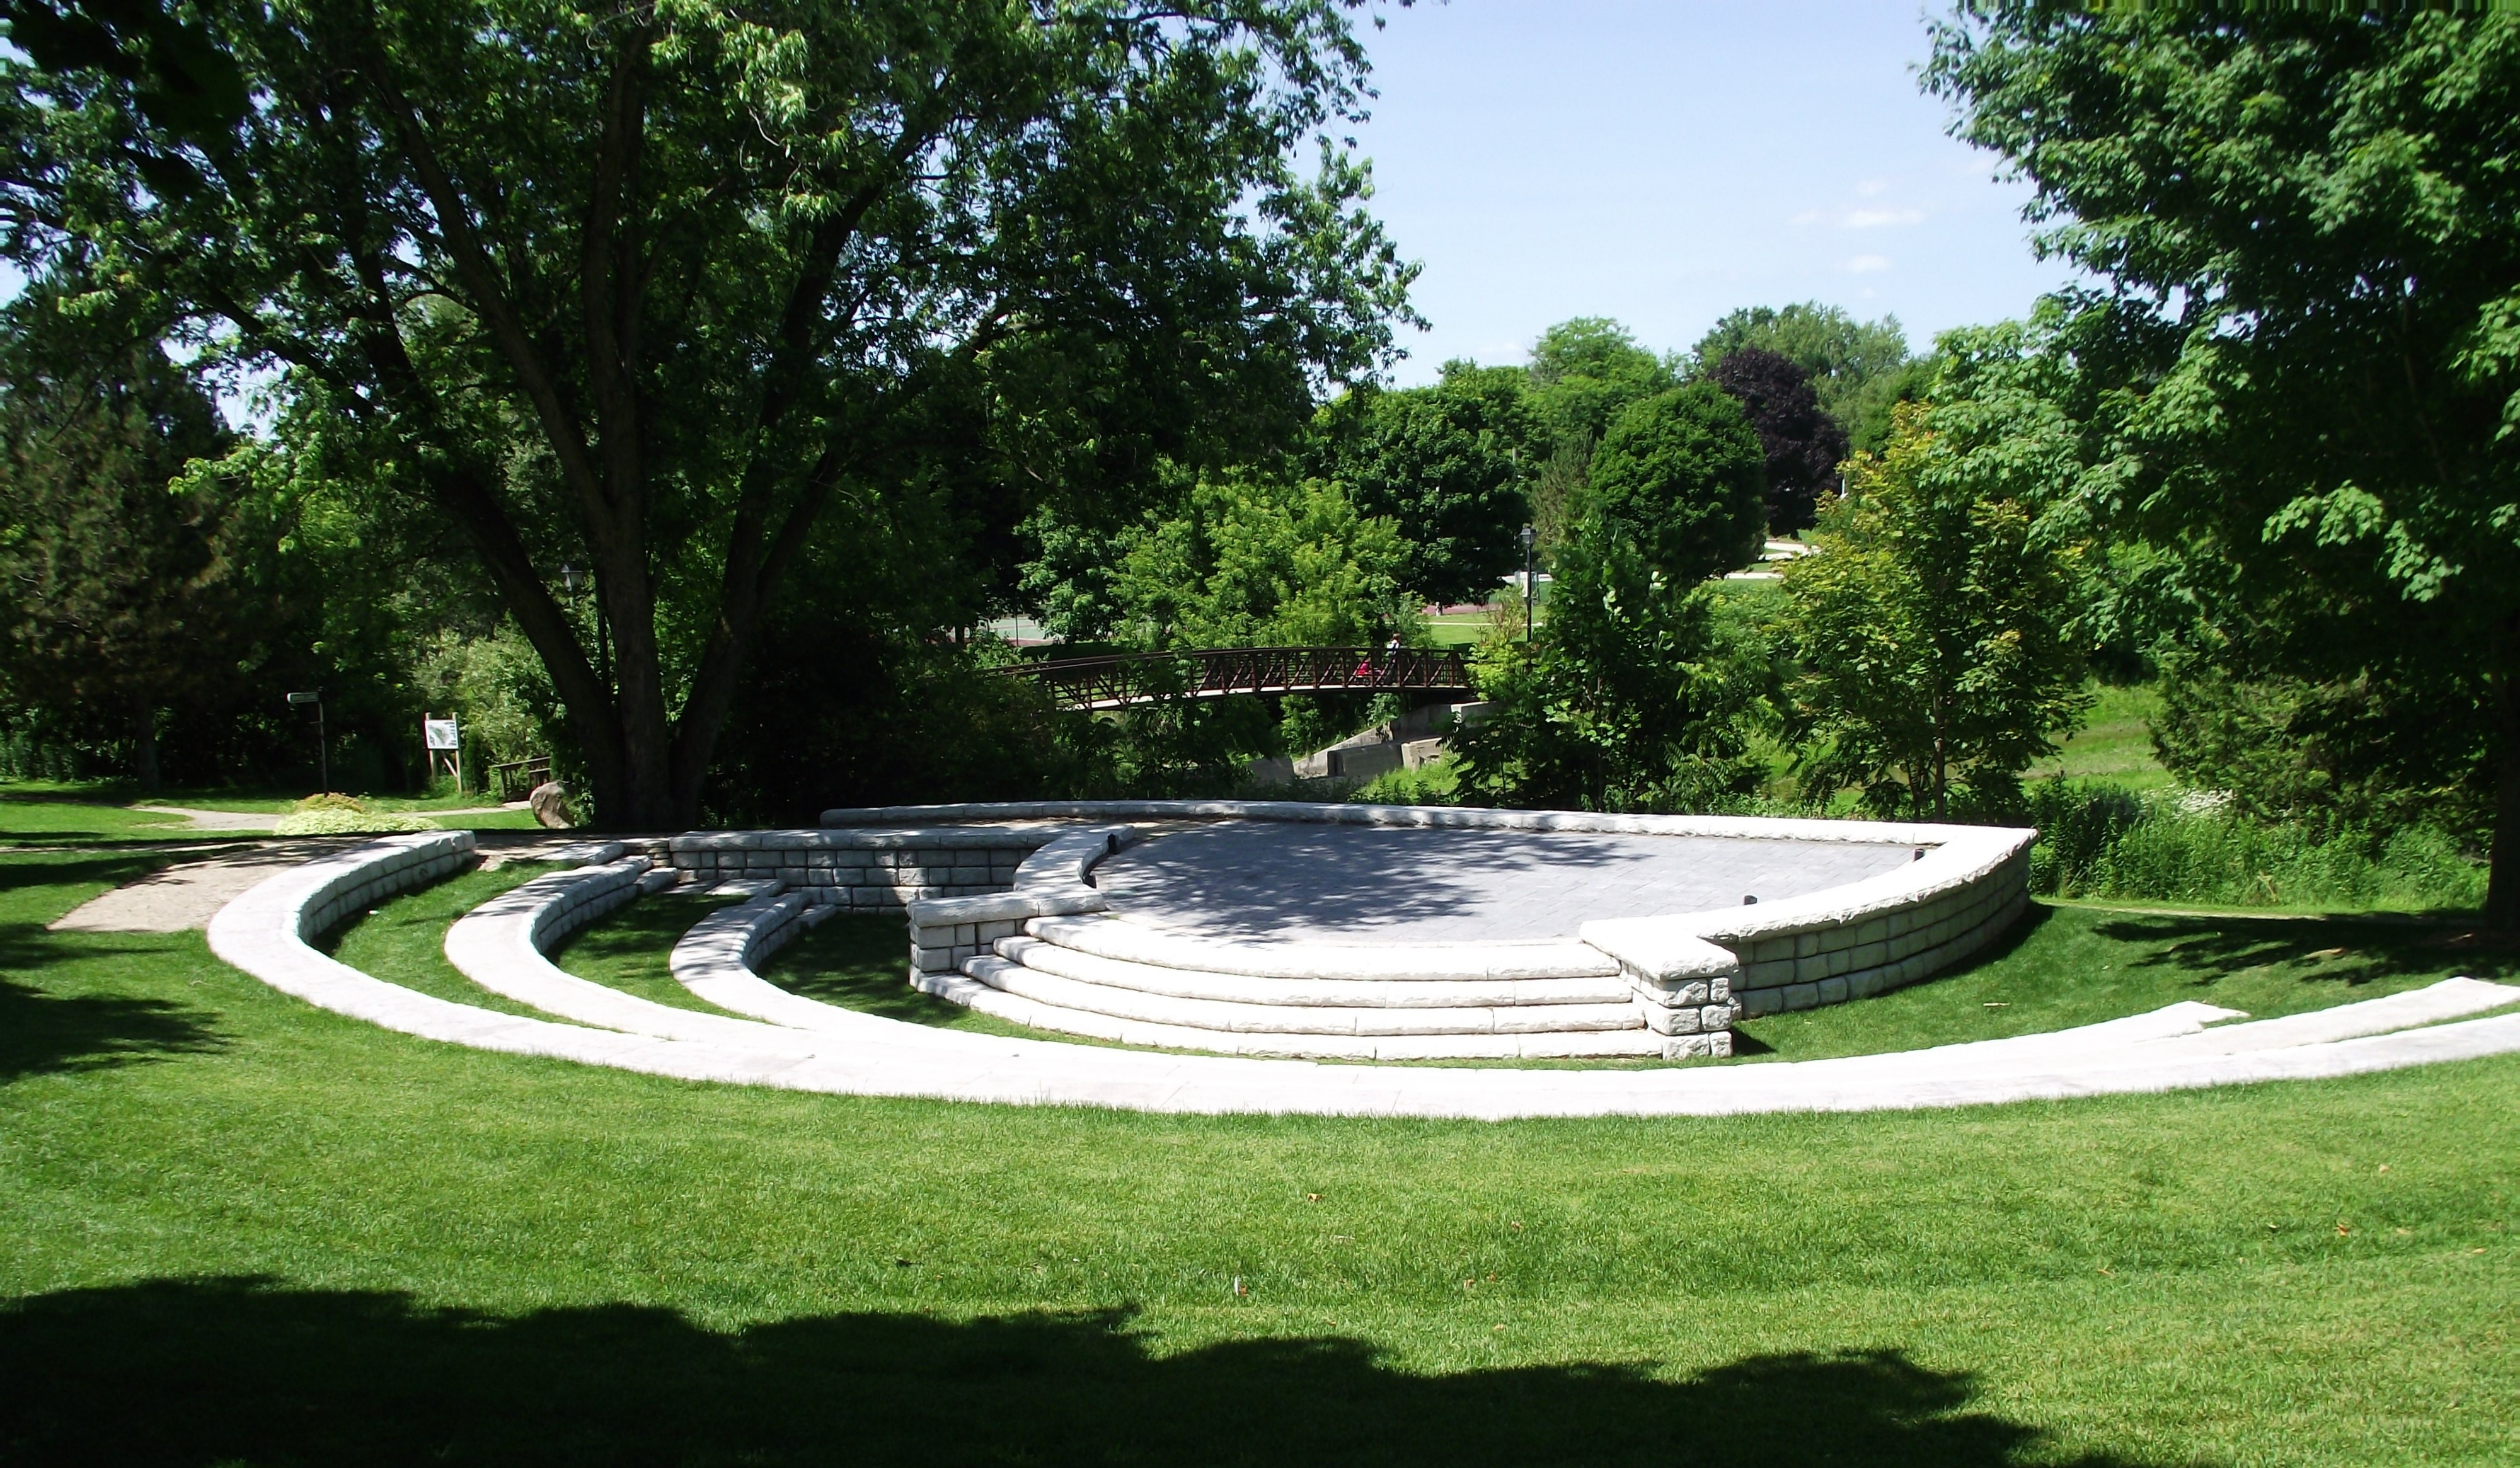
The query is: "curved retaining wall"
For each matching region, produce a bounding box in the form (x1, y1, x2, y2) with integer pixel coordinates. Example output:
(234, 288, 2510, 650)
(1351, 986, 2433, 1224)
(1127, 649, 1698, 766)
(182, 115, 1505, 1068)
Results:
(665, 827, 1057, 908)
(205, 832, 2520, 1115)
(827, 800, 2039, 1043)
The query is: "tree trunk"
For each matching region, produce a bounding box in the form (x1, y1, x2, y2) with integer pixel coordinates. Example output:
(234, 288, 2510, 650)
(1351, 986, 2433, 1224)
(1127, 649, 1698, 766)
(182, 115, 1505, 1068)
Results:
(2487, 636, 2520, 931)
(134, 703, 159, 797)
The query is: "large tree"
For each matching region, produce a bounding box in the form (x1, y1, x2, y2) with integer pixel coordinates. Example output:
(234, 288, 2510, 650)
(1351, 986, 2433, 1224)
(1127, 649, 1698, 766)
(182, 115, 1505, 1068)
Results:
(1706, 346, 1848, 537)
(1783, 399, 2090, 822)
(0, 0, 1413, 825)
(1692, 302, 1912, 451)
(1307, 363, 1536, 605)
(1584, 382, 1767, 587)
(1451, 515, 1764, 815)
(1930, 5, 2520, 922)
(0, 282, 272, 793)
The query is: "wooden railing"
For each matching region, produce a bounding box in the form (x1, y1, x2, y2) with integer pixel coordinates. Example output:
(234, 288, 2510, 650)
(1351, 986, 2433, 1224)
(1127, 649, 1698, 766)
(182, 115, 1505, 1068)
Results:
(1001, 646, 1472, 711)
(487, 755, 553, 801)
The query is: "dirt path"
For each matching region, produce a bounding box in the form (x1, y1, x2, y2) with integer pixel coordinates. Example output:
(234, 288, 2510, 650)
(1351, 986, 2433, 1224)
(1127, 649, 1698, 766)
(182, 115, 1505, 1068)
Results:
(45, 830, 624, 933)
(135, 803, 520, 834)
(48, 840, 358, 933)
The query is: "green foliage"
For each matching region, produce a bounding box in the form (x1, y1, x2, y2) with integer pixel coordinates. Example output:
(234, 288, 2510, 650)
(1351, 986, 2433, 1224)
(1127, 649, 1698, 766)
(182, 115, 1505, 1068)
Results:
(1112, 472, 1419, 650)
(1783, 403, 2091, 820)
(2023, 781, 2487, 912)
(1451, 520, 1766, 812)
(272, 796, 437, 836)
(1585, 383, 1768, 585)
(1691, 302, 1914, 454)
(1928, 4, 2520, 919)
(0, 282, 273, 792)
(1, 0, 1418, 825)
(414, 625, 566, 776)
(2149, 653, 2487, 842)
(1523, 317, 1677, 449)
(1308, 364, 1539, 604)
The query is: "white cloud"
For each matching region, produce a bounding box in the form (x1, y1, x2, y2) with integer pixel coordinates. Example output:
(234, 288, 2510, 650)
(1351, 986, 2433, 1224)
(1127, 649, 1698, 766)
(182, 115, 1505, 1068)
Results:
(1855, 178, 1892, 198)
(1792, 204, 1926, 229)
(1843, 254, 1892, 273)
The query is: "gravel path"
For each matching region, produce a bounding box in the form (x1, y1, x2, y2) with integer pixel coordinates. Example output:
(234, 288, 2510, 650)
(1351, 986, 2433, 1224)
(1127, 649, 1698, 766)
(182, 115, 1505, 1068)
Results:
(49, 840, 359, 932)
(45, 828, 591, 933)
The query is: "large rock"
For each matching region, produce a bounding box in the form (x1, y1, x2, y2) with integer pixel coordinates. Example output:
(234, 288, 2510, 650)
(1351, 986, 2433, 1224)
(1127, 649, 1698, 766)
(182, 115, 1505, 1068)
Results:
(527, 781, 573, 829)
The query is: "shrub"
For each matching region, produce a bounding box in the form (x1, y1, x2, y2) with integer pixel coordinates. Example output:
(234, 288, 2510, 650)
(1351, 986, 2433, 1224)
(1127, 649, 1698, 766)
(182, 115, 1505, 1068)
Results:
(2023, 780, 2484, 912)
(273, 794, 437, 836)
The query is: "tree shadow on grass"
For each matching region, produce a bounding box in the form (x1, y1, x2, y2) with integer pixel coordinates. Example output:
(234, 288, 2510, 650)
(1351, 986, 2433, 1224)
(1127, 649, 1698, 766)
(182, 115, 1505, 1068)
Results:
(0, 1277, 2175, 1467)
(0, 852, 170, 898)
(766, 912, 979, 1026)
(2092, 911, 2520, 994)
(0, 970, 224, 1084)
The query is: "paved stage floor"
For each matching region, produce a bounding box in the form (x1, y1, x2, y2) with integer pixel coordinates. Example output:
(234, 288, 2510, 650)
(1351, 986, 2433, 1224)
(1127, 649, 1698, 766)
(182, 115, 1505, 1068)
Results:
(1091, 822, 1918, 944)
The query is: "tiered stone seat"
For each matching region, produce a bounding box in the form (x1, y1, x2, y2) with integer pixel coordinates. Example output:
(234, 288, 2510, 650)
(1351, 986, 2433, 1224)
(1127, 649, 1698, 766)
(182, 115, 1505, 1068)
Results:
(949, 924, 1660, 1059)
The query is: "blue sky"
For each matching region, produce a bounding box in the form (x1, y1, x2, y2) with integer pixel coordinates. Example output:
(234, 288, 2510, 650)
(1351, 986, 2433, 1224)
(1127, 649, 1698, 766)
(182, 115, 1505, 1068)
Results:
(1349, 0, 2078, 383)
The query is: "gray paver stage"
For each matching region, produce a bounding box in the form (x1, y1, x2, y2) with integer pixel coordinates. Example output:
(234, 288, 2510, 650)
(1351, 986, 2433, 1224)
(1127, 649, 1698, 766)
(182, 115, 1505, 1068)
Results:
(1093, 823, 1916, 944)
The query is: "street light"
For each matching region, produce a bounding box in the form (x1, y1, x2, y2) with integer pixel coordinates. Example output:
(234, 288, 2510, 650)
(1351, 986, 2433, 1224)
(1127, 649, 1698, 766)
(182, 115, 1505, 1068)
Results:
(287, 691, 328, 793)
(1519, 525, 1536, 642)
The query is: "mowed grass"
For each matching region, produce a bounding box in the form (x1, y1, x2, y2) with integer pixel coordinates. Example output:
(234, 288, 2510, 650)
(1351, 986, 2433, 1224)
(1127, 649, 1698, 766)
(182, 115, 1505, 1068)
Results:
(3, 849, 2517, 1465)
(1737, 901, 2519, 1062)
(0, 779, 541, 844)
(2030, 683, 2172, 790)
(0, 785, 265, 842)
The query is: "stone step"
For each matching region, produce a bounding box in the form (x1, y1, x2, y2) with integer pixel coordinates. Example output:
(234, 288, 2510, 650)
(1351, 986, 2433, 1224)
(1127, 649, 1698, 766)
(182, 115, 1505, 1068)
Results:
(992, 935, 1633, 1009)
(933, 960, 1664, 1060)
(1023, 914, 1618, 982)
(964, 953, 1643, 1038)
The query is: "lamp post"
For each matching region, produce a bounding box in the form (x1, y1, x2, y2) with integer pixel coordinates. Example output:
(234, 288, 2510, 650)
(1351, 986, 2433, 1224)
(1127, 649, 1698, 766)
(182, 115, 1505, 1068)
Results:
(560, 564, 609, 690)
(287, 690, 327, 793)
(1519, 525, 1536, 642)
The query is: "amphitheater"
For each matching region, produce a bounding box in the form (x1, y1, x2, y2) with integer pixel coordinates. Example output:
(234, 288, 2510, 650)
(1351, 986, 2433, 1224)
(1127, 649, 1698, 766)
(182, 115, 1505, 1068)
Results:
(208, 801, 2520, 1119)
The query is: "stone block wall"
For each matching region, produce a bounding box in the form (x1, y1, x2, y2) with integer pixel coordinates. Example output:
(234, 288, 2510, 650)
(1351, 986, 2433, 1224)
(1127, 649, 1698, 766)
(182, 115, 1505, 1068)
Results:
(1704, 847, 2034, 1018)
(524, 857, 652, 951)
(298, 832, 478, 939)
(904, 827, 1123, 977)
(665, 828, 1051, 910)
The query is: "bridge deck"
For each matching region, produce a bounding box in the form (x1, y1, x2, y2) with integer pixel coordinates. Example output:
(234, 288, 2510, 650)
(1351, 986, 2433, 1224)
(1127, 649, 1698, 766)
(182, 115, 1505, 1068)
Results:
(1003, 646, 1472, 710)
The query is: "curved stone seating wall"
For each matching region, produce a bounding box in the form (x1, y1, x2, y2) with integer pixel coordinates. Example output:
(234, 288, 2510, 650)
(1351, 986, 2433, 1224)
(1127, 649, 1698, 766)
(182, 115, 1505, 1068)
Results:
(297, 832, 480, 939)
(665, 827, 1052, 909)
(824, 800, 2039, 1055)
(205, 832, 2520, 1115)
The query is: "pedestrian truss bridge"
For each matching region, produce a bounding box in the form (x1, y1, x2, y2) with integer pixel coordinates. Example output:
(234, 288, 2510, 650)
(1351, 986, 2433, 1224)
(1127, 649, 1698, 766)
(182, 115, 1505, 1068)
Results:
(1000, 646, 1472, 711)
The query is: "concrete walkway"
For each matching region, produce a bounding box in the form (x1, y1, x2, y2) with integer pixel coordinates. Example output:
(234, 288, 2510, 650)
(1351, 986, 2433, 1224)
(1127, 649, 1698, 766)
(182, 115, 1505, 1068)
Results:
(134, 805, 289, 832)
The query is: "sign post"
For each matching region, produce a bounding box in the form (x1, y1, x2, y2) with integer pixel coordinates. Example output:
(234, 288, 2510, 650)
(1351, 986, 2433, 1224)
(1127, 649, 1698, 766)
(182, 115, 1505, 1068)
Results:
(423, 715, 463, 793)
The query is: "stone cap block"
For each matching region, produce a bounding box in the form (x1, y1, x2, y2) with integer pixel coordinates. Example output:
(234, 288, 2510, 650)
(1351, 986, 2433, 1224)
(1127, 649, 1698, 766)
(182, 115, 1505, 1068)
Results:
(907, 887, 1107, 927)
(670, 827, 1059, 853)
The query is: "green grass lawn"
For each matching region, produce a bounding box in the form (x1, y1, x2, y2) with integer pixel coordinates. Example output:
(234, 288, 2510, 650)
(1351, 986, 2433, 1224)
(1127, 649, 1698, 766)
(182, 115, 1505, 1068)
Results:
(0, 784, 267, 842)
(0, 779, 541, 844)
(5, 847, 2517, 1465)
(2030, 684, 2172, 791)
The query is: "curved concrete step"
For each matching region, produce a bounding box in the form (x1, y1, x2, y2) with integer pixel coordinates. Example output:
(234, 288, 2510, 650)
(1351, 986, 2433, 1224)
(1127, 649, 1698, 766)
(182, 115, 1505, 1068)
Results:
(967, 952, 1642, 1037)
(993, 935, 1632, 1009)
(1025, 914, 1618, 981)
(935, 960, 1665, 1059)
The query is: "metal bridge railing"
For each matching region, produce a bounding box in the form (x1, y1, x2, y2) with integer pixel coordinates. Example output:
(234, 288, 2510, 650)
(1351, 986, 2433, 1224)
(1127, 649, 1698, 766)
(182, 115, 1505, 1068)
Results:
(1001, 646, 1472, 711)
